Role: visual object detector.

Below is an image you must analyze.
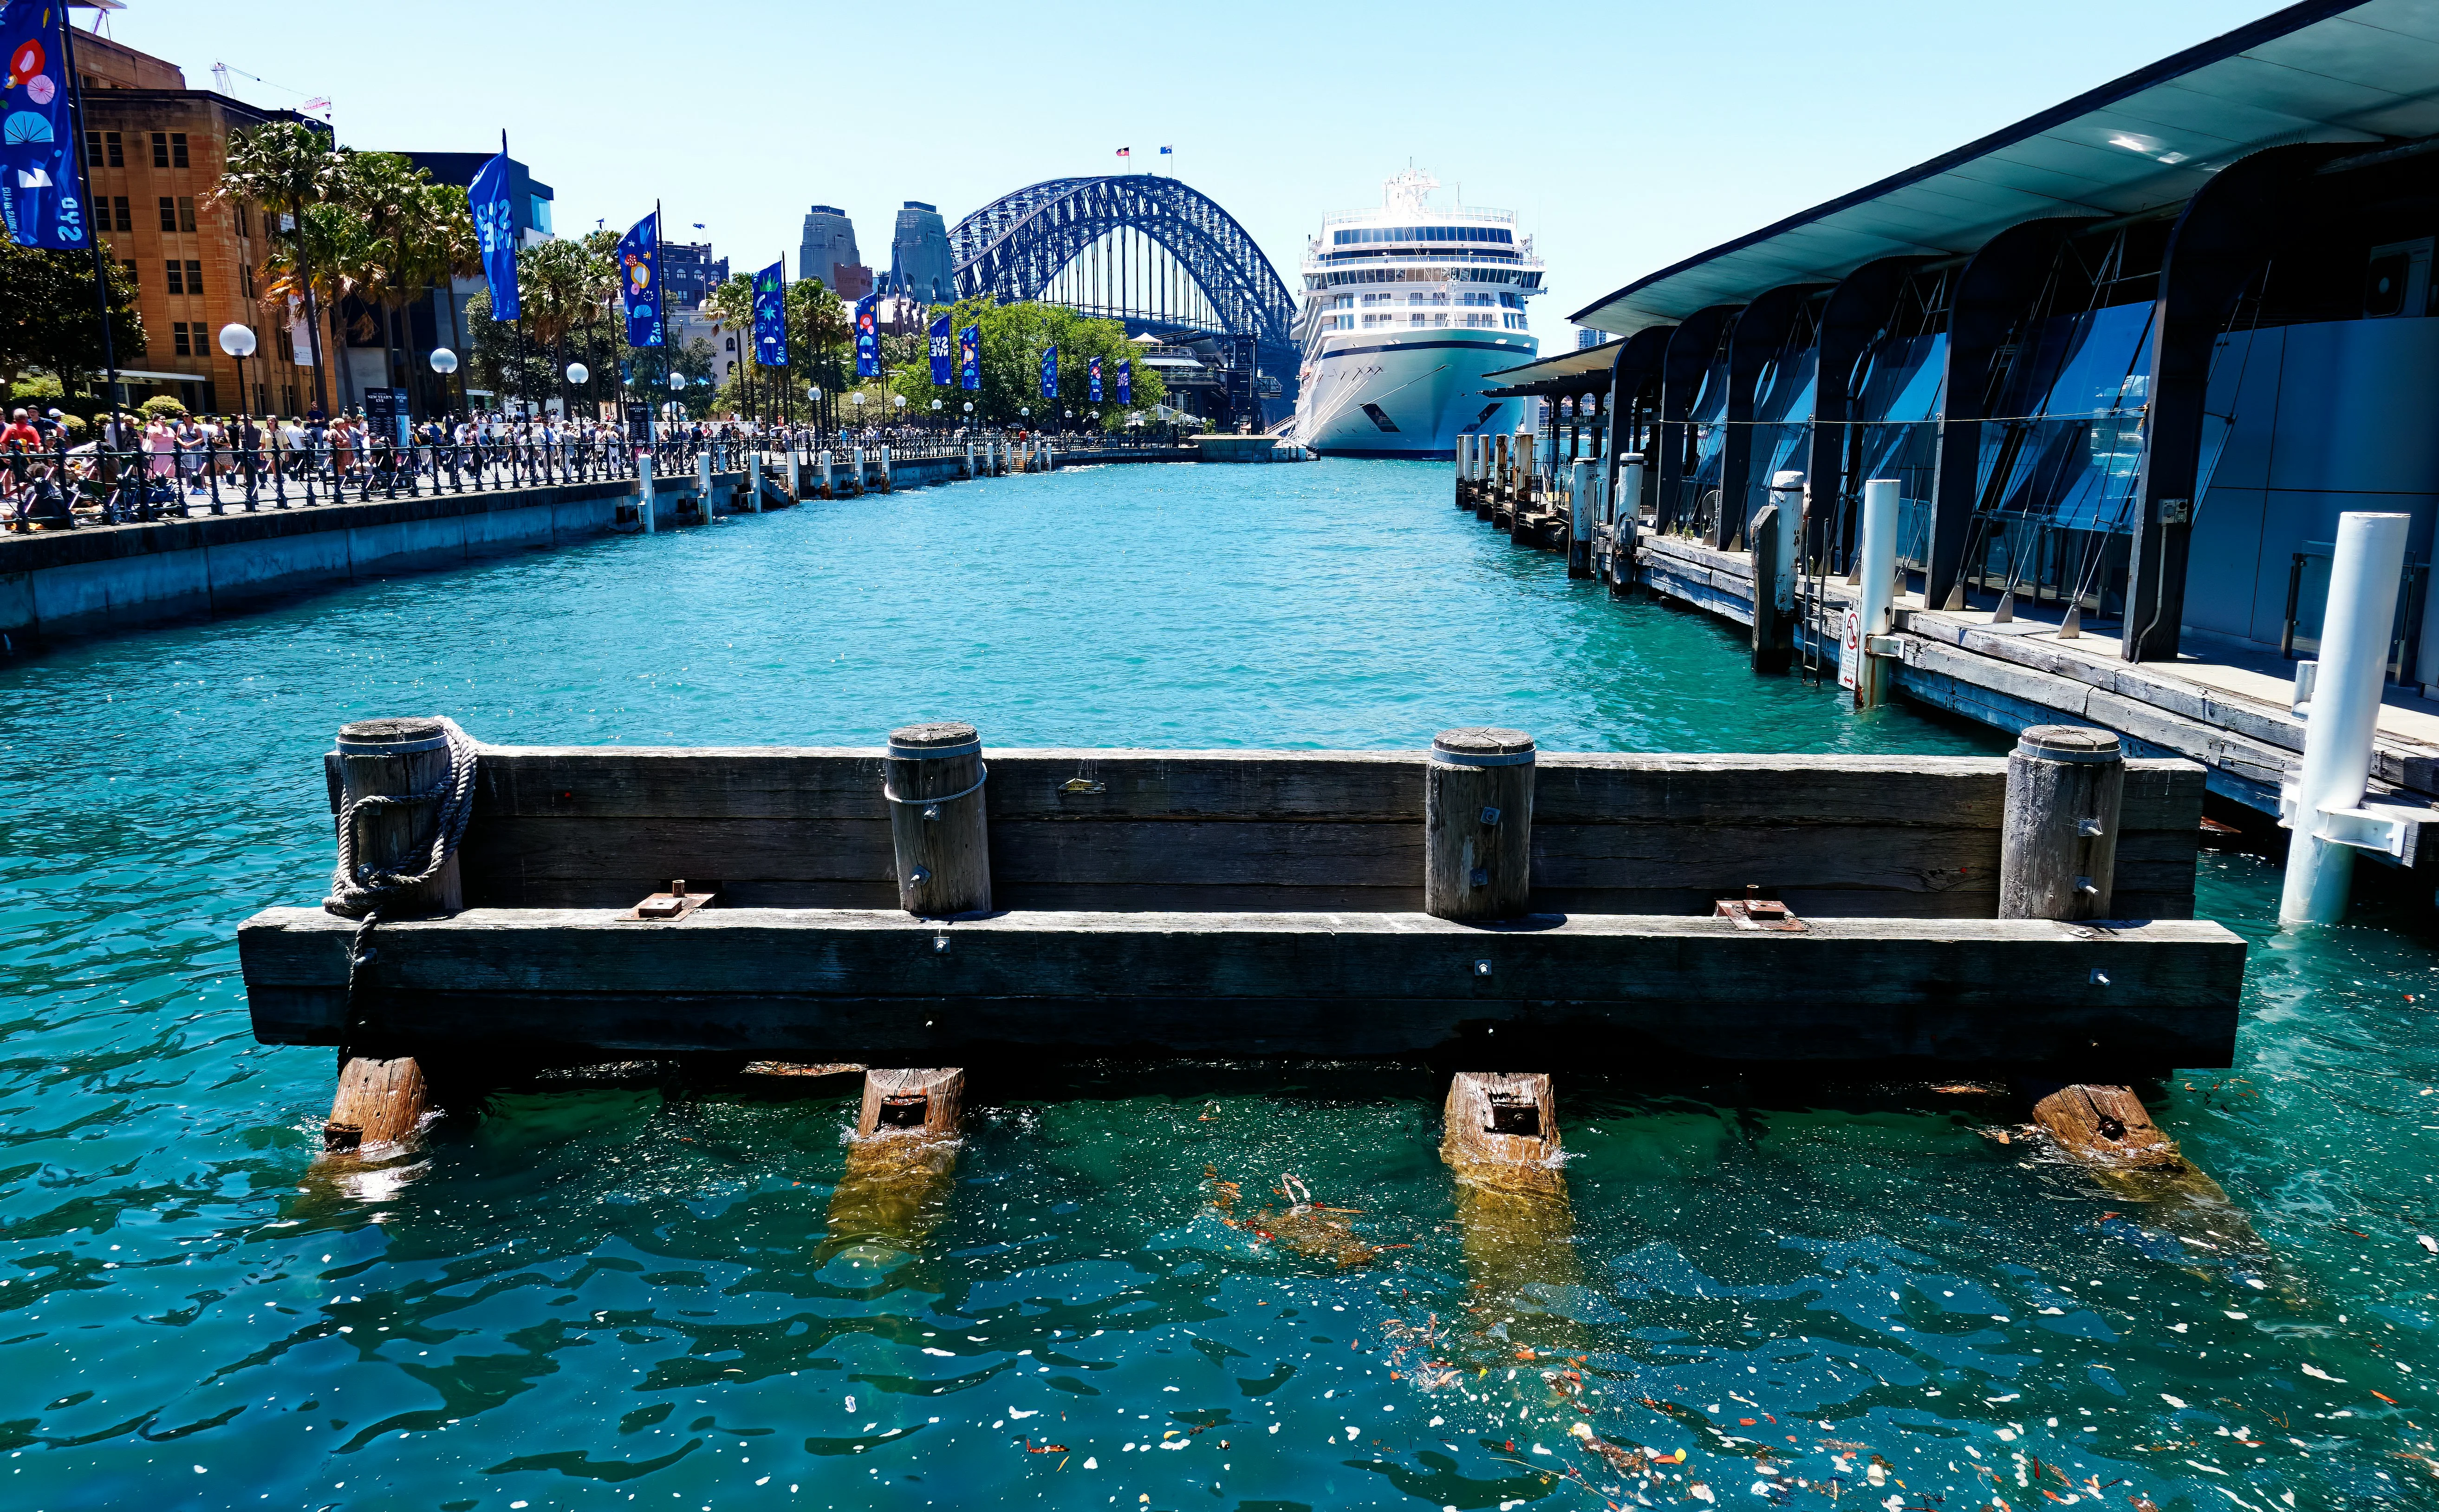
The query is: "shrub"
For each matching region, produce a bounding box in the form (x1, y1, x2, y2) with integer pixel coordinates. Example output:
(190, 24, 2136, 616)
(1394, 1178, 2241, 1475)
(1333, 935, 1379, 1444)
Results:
(137, 395, 189, 422)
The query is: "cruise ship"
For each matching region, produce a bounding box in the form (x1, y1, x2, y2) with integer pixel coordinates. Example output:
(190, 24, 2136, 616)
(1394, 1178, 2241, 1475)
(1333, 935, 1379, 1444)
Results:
(1291, 170, 1545, 458)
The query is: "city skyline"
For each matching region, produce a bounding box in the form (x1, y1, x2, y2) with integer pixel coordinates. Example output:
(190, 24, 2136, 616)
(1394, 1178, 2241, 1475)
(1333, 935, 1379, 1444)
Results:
(98, 0, 2289, 345)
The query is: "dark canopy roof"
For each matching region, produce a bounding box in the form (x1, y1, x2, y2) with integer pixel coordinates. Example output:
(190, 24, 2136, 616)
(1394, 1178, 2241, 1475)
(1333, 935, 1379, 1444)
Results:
(1481, 342, 1621, 397)
(1571, 0, 2439, 336)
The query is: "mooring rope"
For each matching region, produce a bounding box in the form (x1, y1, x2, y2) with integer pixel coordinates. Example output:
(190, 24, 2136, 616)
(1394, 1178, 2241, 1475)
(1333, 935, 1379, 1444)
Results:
(324, 717, 480, 1057)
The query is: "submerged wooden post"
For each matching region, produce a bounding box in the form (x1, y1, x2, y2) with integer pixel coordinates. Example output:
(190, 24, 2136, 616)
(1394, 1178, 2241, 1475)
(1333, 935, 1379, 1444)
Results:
(885, 721, 992, 916)
(828, 1068, 967, 1250)
(2000, 725, 2124, 922)
(1424, 728, 1535, 921)
(1442, 1071, 1561, 1181)
(1442, 1072, 1580, 1333)
(324, 1055, 429, 1153)
(321, 717, 463, 1154)
(857, 1067, 965, 1137)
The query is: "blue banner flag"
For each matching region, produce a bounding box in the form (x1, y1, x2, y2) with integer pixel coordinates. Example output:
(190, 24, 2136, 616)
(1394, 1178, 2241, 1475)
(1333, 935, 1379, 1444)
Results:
(1118, 359, 1131, 405)
(957, 324, 980, 391)
(1088, 356, 1102, 404)
(1039, 345, 1056, 400)
(0, 0, 86, 249)
(928, 313, 951, 386)
(752, 260, 787, 367)
(853, 294, 879, 379)
(617, 210, 659, 347)
(468, 149, 520, 321)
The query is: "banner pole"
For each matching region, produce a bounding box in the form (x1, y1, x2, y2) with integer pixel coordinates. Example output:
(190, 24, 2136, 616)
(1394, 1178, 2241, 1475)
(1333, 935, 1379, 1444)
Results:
(57, 13, 119, 423)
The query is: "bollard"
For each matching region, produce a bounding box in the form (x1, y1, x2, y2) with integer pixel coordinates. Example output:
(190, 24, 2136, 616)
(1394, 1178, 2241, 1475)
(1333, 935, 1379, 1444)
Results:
(965, 441, 976, 479)
(818, 448, 834, 498)
(1850, 477, 1899, 708)
(851, 444, 866, 495)
(1566, 459, 1593, 578)
(638, 455, 657, 533)
(884, 721, 992, 917)
(1751, 470, 1802, 672)
(1998, 726, 2124, 922)
(1611, 452, 1644, 594)
(696, 445, 713, 515)
(746, 451, 763, 513)
(2279, 511, 2412, 924)
(1423, 727, 1535, 921)
(786, 448, 801, 500)
(879, 445, 892, 493)
(327, 717, 466, 921)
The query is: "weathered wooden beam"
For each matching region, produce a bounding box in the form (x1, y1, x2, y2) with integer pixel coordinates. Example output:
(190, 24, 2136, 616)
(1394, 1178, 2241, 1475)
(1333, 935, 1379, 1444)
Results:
(856, 1067, 965, 1137)
(2019, 1079, 2270, 1266)
(239, 906, 2245, 1064)
(1442, 1071, 1561, 1191)
(323, 1054, 429, 1153)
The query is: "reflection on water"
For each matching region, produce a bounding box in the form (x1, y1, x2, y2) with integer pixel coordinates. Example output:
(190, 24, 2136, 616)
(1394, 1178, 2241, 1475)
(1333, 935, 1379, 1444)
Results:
(0, 460, 2430, 1508)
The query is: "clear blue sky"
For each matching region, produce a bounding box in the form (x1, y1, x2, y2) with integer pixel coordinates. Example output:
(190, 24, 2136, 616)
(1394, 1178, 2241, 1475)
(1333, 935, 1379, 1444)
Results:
(114, 0, 2294, 343)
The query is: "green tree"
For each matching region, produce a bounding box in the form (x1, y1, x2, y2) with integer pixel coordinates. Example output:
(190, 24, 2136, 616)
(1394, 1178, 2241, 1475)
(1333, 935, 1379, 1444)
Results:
(0, 240, 147, 413)
(216, 120, 343, 416)
(918, 297, 1164, 432)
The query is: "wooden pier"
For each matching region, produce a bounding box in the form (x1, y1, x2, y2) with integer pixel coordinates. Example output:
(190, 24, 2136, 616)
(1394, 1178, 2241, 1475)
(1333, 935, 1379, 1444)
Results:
(242, 720, 2243, 1077)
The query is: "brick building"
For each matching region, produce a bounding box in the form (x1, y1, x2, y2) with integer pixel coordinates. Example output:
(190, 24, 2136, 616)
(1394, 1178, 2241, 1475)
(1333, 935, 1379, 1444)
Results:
(68, 25, 339, 416)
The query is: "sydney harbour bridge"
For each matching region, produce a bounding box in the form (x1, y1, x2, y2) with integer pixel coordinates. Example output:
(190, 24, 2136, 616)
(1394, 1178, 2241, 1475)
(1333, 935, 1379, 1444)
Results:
(948, 176, 1299, 427)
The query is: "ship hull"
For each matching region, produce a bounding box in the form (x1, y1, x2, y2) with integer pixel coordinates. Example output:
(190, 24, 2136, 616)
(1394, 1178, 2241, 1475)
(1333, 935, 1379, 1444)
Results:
(1295, 332, 1540, 459)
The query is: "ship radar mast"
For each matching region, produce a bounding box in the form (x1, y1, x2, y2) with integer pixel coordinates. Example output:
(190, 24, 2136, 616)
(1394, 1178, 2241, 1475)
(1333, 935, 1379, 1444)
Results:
(1383, 169, 1439, 217)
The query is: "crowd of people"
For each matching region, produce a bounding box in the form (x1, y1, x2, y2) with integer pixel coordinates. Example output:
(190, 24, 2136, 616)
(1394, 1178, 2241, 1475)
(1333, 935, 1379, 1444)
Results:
(2, 399, 1168, 528)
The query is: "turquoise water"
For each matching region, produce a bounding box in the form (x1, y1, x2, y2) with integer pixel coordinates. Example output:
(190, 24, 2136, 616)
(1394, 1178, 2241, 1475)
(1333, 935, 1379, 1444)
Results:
(1, 458, 2433, 1512)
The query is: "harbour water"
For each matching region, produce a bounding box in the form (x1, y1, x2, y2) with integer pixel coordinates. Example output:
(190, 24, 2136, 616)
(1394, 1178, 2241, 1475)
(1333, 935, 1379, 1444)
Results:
(1, 459, 2432, 1510)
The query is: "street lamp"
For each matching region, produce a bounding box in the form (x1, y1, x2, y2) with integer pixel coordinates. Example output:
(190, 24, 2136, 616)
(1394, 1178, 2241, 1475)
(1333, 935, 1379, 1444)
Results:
(219, 323, 257, 417)
(565, 363, 588, 423)
(930, 397, 942, 435)
(428, 346, 460, 418)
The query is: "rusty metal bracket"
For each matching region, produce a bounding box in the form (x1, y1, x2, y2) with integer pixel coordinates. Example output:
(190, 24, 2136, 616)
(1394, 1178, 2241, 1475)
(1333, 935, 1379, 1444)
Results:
(1716, 889, 1806, 932)
(619, 878, 715, 922)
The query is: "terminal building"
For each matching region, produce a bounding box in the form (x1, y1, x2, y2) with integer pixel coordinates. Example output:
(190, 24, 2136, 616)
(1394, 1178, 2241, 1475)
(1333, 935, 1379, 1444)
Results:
(1562, 0, 2439, 680)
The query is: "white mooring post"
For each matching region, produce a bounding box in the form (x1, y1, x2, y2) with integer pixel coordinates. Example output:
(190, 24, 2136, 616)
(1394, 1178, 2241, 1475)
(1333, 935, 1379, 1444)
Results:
(696, 446, 713, 513)
(746, 451, 763, 513)
(1567, 458, 1594, 578)
(2280, 511, 2413, 924)
(965, 441, 976, 479)
(879, 445, 892, 492)
(1850, 477, 1900, 709)
(817, 449, 834, 497)
(786, 448, 801, 500)
(637, 454, 656, 534)
(852, 444, 866, 493)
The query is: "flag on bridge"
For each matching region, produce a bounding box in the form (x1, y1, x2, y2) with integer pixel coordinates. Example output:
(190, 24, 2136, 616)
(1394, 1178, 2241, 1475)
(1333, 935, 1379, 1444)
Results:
(1118, 359, 1131, 405)
(1088, 356, 1102, 403)
(617, 211, 660, 346)
(1039, 345, 1056, 400)
(468, 148, 520, 321)
(928, 313, 952, 386)
(853, 293, 879, 378)
(1115, 147, 1130, 162)
(958, 324, 980, 391)
(752, 260, 787, 367)
(0, 0, 87, 249)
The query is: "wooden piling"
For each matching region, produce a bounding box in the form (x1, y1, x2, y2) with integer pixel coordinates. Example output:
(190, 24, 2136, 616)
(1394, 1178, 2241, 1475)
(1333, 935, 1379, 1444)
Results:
(1443, 1071, 1579, 1319)
(324, 1054, 429, 1153)
(828, 1068, 966, 1250)
(856, 1067, 965, 1137)
(1424, 727, 1535, 921)
(885, 721, 992, 917)
(2000, 725, 2124, 922)
(1442, 1071, 1561, 1187)
(321, 717, 463, 1155)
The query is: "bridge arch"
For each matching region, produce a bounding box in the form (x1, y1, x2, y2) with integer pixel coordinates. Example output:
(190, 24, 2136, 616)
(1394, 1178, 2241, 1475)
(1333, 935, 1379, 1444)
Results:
(949, 176, 1299, 419)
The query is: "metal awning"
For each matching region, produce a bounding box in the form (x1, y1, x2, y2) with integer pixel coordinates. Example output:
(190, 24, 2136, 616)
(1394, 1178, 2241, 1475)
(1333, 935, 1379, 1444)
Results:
(1481, 343, 1618, 397)
(1571, 0, 2439, 335)
(106, 368, 212, 383)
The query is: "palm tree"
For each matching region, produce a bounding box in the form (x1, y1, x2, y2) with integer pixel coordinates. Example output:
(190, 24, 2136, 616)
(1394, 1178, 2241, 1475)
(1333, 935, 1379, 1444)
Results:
(514, 238, 603, 418)
(332, 151, 431, 409)
(216, 121, 343, 416)
(416, 182, 479, 415)
(260, 201, 372, 408)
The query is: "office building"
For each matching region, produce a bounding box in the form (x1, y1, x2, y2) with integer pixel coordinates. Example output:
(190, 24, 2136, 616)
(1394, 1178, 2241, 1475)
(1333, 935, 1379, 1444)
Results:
(662, 242, 728, 310)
